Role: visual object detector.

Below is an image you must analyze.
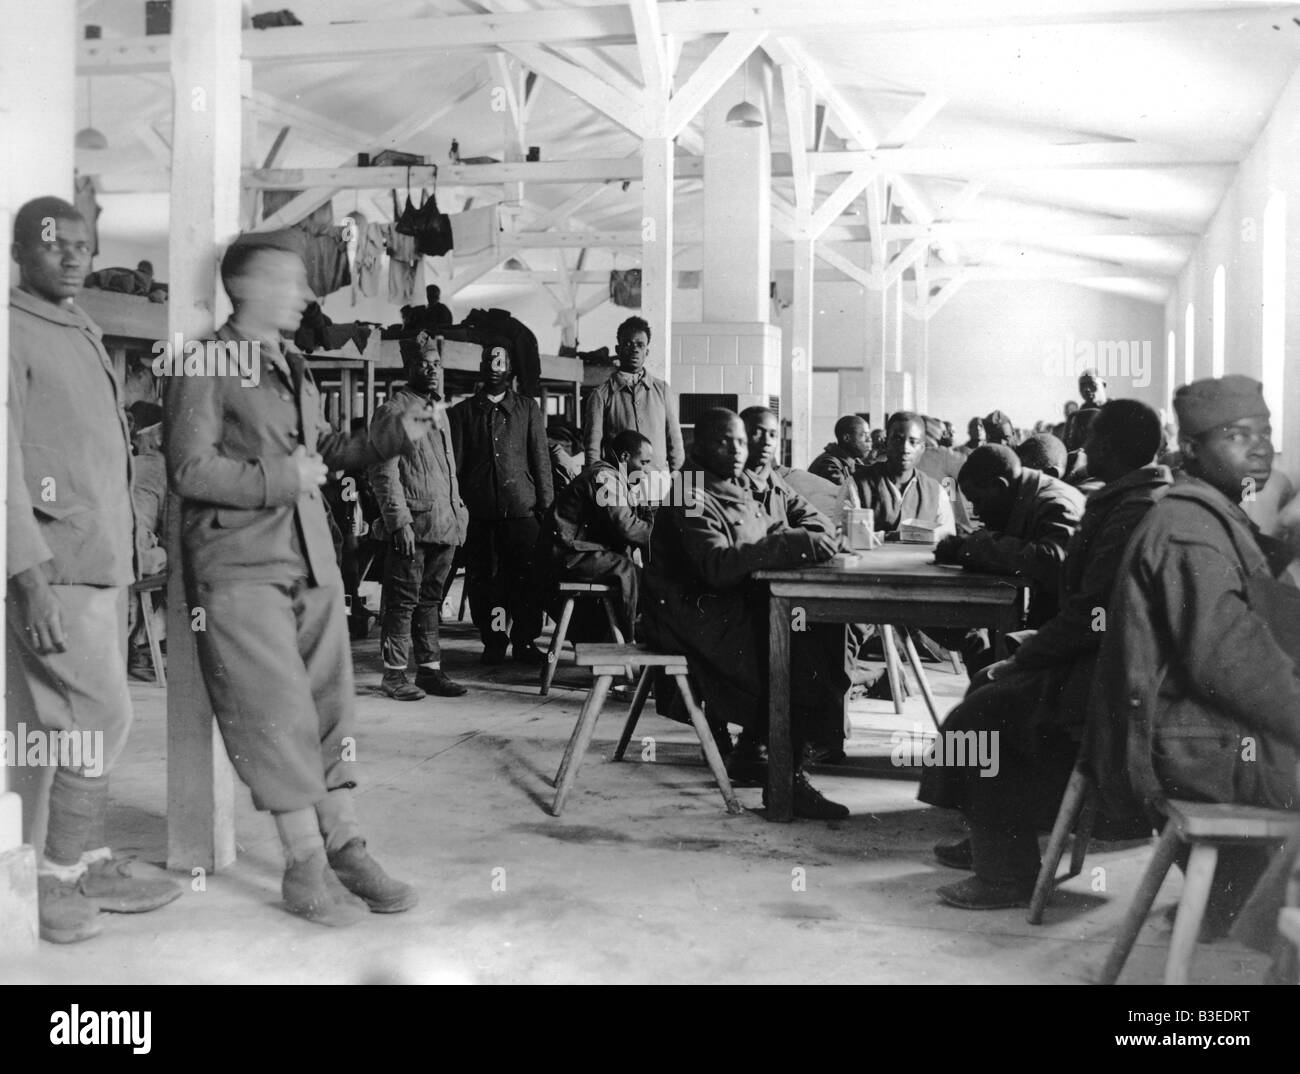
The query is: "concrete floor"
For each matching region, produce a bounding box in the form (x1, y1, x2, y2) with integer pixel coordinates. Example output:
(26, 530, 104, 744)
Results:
(2, 606, 1274, 985)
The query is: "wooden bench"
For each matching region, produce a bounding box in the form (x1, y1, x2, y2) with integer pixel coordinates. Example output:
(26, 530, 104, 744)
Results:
(550, 643, 742, 818)
(129, 571, 168, 688)
(539, 581, 625, 696)
(1100, 799, 1298, 984)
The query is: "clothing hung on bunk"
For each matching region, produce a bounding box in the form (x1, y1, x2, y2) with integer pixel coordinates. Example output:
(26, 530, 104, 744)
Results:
(385, 224, 424, 304)
(261, 193, 351, 299)
(74, 174, 102, 258)
(393, 187, 453, 258)
(445, 205, 497, 258)
(354, 221, 386, 298)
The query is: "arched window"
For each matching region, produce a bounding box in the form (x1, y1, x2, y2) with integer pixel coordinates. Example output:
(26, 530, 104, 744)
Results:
(1262, 191, 1285, 447)
(1211, 265, 1226, 376)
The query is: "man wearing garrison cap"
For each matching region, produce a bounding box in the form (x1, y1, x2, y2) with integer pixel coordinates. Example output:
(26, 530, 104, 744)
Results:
(1087, 375, 1300, 938)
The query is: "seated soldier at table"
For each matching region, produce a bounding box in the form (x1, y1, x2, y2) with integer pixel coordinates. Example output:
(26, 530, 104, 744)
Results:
(808, 414, 870, 487)
(1013, 432, 1067, 480)
(917, 400, 1172, 908)
(1088, 376, 1300, 937)
(739, 406, 851, 770)
(936, 445, 1084, 629)
(849, 411, 955, 537)
(644, 408, 850, 819)
(540, 429, 654, 642)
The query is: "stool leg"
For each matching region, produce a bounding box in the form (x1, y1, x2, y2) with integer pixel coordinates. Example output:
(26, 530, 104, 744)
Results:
(881, 626, 906, 715)
(1028, 765, 1090, 925)
(600, 595, 626, 645)
(1165, 842, 1218, 985)
(613, 666, 653, 762)
(141, 591, 166, 689)
(1068, 787, 1097, 879)
(900, 628, 941, 730)
(540, 597, 576, 696)
(672, 672, 743, 815)
(550, 673, 613, 816)
(1099, 825, 1180, 985)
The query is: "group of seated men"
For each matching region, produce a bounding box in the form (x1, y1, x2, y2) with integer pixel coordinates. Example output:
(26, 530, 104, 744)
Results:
(11, 194, 1298, 963)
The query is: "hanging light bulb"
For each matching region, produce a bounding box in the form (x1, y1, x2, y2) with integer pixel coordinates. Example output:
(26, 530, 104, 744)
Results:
(75, 77, 108, 150)
(725, 57, 763, 128)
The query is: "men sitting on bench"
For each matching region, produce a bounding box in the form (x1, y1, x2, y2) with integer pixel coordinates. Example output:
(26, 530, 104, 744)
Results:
(917, 400, 1172, 909)
(1089, 376, 1300, 936)
(540, 429, 654, 643)
(934, 444, 1085, 670)
(848, 410, 955, 537)
(643, 408, 850, 820)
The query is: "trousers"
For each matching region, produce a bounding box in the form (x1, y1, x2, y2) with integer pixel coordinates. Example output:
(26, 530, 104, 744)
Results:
(464, 515, 542, 651)
(553, 549, 639, 641)
(380, 541, 457, 669)
(190, 579, 356, 812)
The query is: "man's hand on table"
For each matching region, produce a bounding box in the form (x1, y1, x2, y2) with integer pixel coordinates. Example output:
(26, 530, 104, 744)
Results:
(809, 530, 843, 561)
(9, 567, 67, 654)
(934, 534, 965, 565)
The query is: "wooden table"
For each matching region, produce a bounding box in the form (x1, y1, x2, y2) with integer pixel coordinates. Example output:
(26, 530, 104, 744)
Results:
(756, 548, 1028, 822)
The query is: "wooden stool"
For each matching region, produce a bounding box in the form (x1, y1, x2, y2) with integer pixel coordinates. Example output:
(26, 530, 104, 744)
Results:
(539, 581, 626, 696)
(1027, 760, 1097, 924)
(878, 625, 943, 730)
(1100, 799, 1297, 984)
(550, 643, 742, 818)
(129, 571, 167, 689)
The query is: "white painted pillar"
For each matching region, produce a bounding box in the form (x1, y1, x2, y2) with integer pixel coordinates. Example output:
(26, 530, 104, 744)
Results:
(1, 0, 77, 951)
(789, 236, 815, 465)
(701, 68, 770, 323)
(165, 0, 241, 872)
(641, 134, 674, 381)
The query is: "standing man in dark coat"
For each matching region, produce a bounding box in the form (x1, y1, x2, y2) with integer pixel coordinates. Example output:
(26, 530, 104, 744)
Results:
(166, 236, 435, 925)
(643, 409, 849, 819)
(918, 400, 1171, 908)
(808, 414, 870, 487)
(449, 342, 553, 664)
(1086, 377, 1300, 933)
(8, 197, 182, 944)
(370, 333, 469, 700)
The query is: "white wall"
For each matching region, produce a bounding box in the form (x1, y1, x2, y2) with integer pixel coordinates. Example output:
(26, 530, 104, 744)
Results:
(1165, 58, 1300, 467)
(776, 275, 1165, 438)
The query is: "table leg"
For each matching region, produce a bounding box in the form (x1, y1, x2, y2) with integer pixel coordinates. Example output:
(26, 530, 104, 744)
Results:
(767, 595, 793, 823)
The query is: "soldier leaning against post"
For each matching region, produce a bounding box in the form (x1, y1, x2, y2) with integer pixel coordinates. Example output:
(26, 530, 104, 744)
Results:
(7, 196, 182, 944)
(163, 233, 437, 927)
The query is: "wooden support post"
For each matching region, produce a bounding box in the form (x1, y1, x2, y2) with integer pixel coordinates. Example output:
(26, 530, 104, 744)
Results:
(641, 134, 674, 382)
(165, 0, 240, 873)
(790, 236, 815, 467)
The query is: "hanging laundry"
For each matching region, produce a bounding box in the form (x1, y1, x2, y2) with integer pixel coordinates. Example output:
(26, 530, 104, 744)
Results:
(445, 204, 498, 258)
(385, 222, 424, 305)
(74, 174, 102, 258)
(354, 221, 386, 298)
(393, 188, 453, 258)
(609, 268, 642, 308)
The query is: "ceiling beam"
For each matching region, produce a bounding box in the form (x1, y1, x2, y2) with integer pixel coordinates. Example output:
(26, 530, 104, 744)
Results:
(807, 141, 1241, 175)
(503, 43, 645, 136)
(629, 0, 670, 97)
(242, 158, 711, 190)
(80, 2, 1296, 73)
(666, 30, 768, 139)
(882, 219, 1200, 240)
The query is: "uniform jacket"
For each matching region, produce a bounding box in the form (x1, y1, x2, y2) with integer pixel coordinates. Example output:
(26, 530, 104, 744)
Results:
(583, 369, 684, 472)
(955, 467, 1085, 626)
(545, 461, 651, 557)
(1086, 475, 1300, 821)
(449, 389, 553, 520)
(851, 461, 954, 534)
(368, 387, 467, 546)
(807, 443, 861, 488)
(7, 287, 134, 585)
(643, 462, 834, 729)
(745, 466, 836, 536)
(165, 321, 410, 588)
